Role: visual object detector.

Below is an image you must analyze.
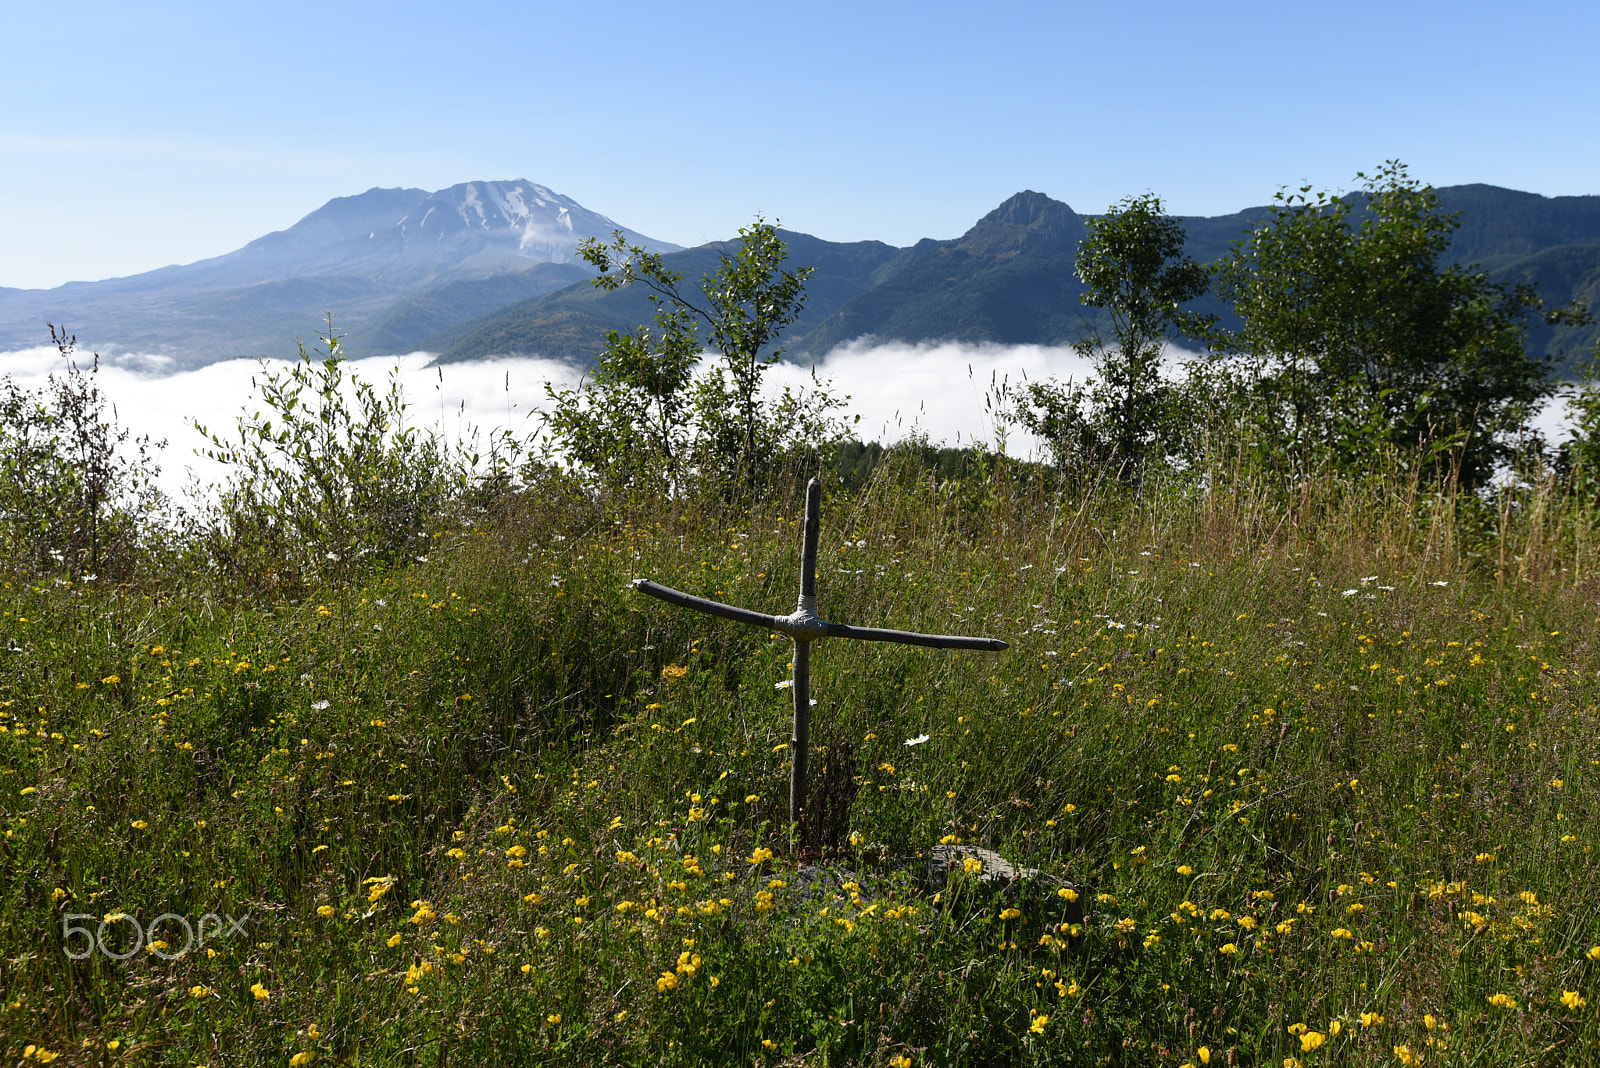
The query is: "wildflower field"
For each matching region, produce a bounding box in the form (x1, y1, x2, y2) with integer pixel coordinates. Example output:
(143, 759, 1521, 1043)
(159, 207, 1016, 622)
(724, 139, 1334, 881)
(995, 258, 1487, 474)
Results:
(5, 461, 1600, 1066)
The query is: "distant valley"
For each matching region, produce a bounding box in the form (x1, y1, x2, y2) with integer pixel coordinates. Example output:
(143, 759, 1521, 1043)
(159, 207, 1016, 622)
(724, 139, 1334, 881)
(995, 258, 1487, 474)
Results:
(2, 180, 1596, 373)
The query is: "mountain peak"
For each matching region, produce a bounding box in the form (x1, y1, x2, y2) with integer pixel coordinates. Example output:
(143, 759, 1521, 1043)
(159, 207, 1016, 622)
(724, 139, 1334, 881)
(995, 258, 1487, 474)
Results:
(959, 191, 1085, 256)
(987, 190, 1076, 225)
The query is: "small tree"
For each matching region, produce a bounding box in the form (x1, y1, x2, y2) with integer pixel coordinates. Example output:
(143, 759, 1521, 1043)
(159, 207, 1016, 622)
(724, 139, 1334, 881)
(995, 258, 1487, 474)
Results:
(1075, 193, 1212, 466)
(546, 218, 848, 494)
(1014, 194, 1211, 475)
(541, 248, 701, 491)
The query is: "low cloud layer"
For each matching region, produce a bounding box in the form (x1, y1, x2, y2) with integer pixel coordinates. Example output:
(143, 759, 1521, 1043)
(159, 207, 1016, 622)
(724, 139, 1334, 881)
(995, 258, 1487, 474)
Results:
(0, 346, 580, 503)
(0, 340, 1579, 505)
(766, 338, 1098, 456)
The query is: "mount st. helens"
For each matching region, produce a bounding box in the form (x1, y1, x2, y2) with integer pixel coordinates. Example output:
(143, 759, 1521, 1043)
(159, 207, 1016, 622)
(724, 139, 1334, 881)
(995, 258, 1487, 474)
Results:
(2, 182, 1596, 370)
(0, 181, 679, 364)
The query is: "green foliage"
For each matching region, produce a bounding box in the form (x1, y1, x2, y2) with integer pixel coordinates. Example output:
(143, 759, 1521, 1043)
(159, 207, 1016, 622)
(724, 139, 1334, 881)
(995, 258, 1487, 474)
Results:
(1210, 162, 1589, 485)
(194, 316, 511, 590)
(1556, 343, 1600, 493)
(541, 247, 701, 491)
(1013, 194, 1212, 476)
(0, 326, 166, 579)
(1074, 193, 1213, 461)
(544, 219, 851, 494)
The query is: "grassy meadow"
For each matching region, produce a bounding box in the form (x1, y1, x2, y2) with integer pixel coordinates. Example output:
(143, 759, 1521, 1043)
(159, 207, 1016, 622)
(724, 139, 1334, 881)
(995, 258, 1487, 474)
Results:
(5, 458, 1600, 1066)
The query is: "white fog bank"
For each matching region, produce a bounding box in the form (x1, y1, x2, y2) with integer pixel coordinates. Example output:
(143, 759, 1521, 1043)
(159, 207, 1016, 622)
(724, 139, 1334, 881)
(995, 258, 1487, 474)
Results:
(0, 346, 581, 503)
(0, 340, 1581, 505)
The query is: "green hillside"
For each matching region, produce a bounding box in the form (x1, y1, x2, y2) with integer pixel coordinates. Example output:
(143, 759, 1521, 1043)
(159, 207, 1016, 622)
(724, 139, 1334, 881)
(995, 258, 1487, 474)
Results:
(342, 262, 595, 356)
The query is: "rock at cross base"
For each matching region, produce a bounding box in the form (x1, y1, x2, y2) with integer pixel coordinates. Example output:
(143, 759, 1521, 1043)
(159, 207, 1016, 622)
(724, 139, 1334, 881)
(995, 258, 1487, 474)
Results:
(929, 844, 1048, 887)
(926, 844, 1091, 928)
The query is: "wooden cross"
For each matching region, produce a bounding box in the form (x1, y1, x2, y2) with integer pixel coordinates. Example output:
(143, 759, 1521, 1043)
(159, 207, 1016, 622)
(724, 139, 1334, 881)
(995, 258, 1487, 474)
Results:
(630, 477, 1008, 831)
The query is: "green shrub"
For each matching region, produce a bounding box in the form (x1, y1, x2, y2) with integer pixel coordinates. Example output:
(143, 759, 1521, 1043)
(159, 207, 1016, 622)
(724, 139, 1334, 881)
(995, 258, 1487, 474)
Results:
(0, 325, 167, 579)
(193, 317, 517, 593)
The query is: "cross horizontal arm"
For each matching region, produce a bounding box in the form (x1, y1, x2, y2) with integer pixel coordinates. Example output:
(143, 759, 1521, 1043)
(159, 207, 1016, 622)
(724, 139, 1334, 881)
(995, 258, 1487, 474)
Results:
(820, 622, 1009, 651)
(630, 578, 784, 631)
(630, 579, 1009, 651)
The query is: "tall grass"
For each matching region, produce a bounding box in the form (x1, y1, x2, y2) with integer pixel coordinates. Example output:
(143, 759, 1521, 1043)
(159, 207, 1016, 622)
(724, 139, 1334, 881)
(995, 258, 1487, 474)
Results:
(4, 453, 1600, 1065)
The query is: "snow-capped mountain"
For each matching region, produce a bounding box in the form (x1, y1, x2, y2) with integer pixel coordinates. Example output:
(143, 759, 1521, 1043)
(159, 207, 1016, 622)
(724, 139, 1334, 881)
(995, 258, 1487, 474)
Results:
(210, 180, 673, 288)
(0, 181, 678, 363)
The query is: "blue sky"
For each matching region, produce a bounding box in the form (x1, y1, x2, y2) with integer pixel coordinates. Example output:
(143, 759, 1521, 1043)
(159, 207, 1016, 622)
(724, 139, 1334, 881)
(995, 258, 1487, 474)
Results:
(5, 0, 1598, 289)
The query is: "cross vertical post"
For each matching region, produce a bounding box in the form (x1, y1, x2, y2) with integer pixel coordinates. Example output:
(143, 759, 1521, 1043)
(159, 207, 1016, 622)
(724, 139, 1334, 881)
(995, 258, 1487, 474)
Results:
(790, 478, 821, 828)
(630, 477, 1007, 839)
